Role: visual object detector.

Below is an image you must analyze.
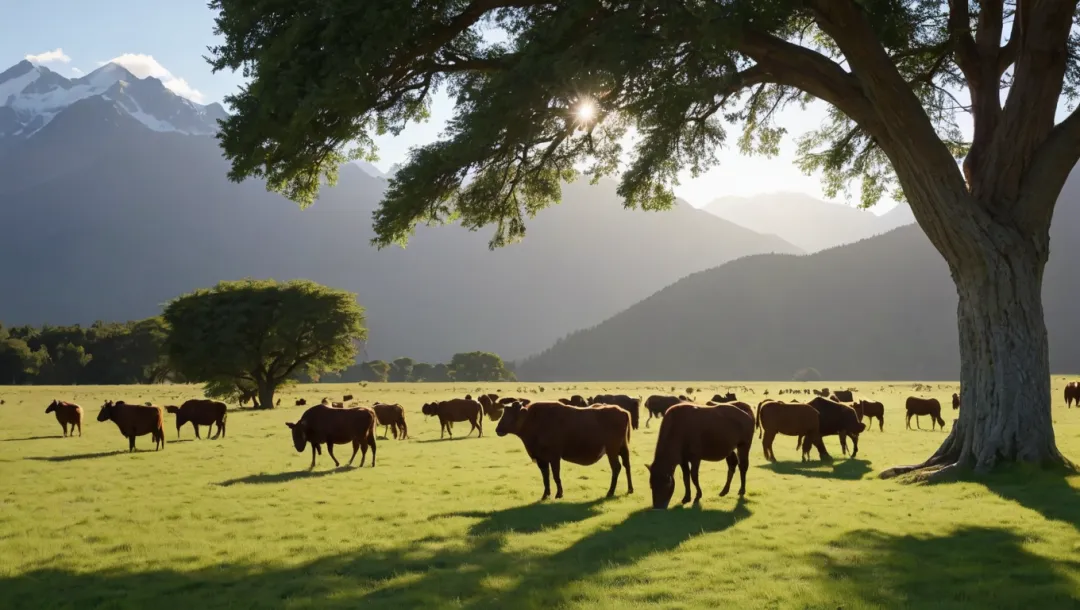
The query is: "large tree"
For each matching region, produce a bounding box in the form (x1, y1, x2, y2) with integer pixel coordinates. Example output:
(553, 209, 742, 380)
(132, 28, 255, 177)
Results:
(209, 1, 1078, 476)
(163, 279, 366, 408)
(450, 351, 515, 382)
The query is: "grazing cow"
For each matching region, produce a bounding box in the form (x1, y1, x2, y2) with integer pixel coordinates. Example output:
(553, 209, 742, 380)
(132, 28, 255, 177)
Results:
(496, 401, 632, 501)
(1064, 382, 1079, 407)
(807, 397, 867, 459)
(647, 403, 754, 508)
(479, 394, 505, 421)
(421, 399, 483, 439)
(164, 399, 227, 439)
(45, 400, 83, 437)
(295, 398, 307, 406)
(373, 403, 408, 440)
(644, 395, 688, 427)
(711, 393, 737, 403)
(97, 401, 165, 451)
(952, 393, 960, 410)
(286, 405, 376, 469)
(757, 401, 820, 462)
(852, 400, 885, 432)
(590, 394, 641, 429)
(905, 397, 946, 430)
(831, 390, 854, 403)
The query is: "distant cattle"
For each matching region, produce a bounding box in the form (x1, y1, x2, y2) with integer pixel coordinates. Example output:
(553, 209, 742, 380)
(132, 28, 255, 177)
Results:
(164, 399, 227, 439)
(343, 394, 354, 402)
(496, 401, 632, 501)
(813, 388, 831, 397)
(757, 401, 820, 462)
(286, 404, 376, 469)
(647, 402, 754, 508)
(711, 393, 737, 403)
(644, 395, 688, 427)
(590, 394, 641, 429)
(479, 394, 505, 421)
(560, 395, 589, 408)
(1065, 382, 1079, 407)
(852, 400, 885, 432)
(807, 397, 866, 459)
(45, 400, 83, 437)
(97, 400, 165, 451)
(422, 399, 483, 439)
(373, 403, 408, 440)
(952, 393, 960, 410)
(295, 398, 307, 406)
(831, 390, 854, 403)
(905, 397, 946, 430)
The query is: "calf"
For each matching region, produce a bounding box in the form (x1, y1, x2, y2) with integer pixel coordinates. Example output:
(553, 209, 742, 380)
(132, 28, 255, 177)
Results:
(373, 403, 408, 440)
(807, 397, 867, 459)
(1064, 382, 1079, 408)
(496, 401, 632, 501)
(164, 399, 227, 439)
(421, 399, 483, 439)
(647, 403, 754, 508)
(45, 400, 83, 437)
(286, 405, 376, 469)
(852, 400, 885, 432)
(757, 401, 820, 462)
(97, 400, 165, 451)
(590, 394, 641, 429)
(905, 397, 946, 430)
(644, 395, 688, 427)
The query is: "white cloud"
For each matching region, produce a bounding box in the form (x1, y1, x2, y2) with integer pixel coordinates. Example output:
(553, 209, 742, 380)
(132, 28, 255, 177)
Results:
(26, 48, 72, 64)
(70, 67, 84, 76)
(101, 53, 205, 103)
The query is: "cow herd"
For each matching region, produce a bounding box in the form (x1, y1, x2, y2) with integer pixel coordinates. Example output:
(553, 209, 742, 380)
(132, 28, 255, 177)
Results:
(35, 383, 1075, 509)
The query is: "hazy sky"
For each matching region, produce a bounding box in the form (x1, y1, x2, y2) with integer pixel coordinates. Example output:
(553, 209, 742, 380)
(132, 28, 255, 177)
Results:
(3, 1, 902, 211)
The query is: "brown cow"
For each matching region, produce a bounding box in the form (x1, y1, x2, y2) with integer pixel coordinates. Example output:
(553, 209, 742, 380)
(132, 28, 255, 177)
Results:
(343, 394, 354, 402)
(373, 403, 408, 440)
(479, 394, 505, 421)
(644, 395, 688, 427)
(97, 400, 165, 451)
(647, 403, 754, 508)
(295, 398, 307, 406)
(831, 390, 854, 403)
(496, 401, 632, 501)
(422, 399, 483, 439)
(560, 396, 588, 408)
(45, 400, 83, 437)
(905, 397, 946, 430)
(590, 394, 641, 429)
(1064, 382, 1079, 407)
(711, 393, 737, 403)
(164, 399, 227, 439)
(852, 400, 885, 432)
(757, 401, 820, 462)
(807, 397, 867, 459)
(952, 393, 960, 410)
(286, 404, 376, 469)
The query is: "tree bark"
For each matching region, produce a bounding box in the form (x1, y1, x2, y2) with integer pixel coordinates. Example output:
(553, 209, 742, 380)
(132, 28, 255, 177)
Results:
(257, 382, 275, 410)
(882, 218, 1071, 480)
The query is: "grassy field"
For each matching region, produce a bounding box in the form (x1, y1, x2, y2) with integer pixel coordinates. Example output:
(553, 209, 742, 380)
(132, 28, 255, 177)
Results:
(1, 381, 1078, 609)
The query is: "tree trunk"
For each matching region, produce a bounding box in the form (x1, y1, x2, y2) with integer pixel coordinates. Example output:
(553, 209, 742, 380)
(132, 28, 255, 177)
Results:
(881, 221, 1070, 480)
(257, 382, 275, 410)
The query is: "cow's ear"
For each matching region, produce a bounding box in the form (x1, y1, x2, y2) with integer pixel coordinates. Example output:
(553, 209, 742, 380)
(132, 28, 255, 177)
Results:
(286, 422, 296, 429)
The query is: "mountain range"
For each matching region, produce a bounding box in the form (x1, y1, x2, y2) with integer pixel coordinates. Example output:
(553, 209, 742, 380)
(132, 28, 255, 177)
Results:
(0, 60, 799, 363)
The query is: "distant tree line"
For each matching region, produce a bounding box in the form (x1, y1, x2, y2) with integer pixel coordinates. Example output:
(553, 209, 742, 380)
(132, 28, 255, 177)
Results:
(321, 352, 516, 384)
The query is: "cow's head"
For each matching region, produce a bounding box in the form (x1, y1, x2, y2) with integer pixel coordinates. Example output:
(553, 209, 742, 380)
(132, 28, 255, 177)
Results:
(97, 400, 115, 422)
(495, 401, 526, 437)
(45, 400, 59, 414)
(646, 463, 676, 510)
(421, 402, 437, 416)
(285, 421, 306, 452)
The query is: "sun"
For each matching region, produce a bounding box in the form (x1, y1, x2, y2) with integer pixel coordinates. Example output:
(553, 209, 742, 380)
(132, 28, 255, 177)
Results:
(575, 99, 597, 123)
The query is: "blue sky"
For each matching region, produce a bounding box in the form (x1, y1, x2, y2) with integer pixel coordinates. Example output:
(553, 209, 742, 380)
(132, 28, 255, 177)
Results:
(3, 0, 894, 211)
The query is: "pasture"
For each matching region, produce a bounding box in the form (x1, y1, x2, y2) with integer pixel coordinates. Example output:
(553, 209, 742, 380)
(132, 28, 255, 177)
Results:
(1, 381, 1078, 609)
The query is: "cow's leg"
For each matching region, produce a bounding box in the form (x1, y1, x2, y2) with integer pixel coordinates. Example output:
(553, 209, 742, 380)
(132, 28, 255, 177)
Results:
(719, 453, 738, 497)
(814, 436, 832, 462)
(762, 431, 776, 462)
(619, 445, 633, 494)
(878, 415, 884, 432)
(128, 434, 136, 452)
(368, 435, 376, 467)
(679, 461, 692, 504)
(348, 439, 360, 466)
(646, 411, 653, 428)
(61, 422, 68, 437)
(840, 434, 849, 456)
(309, 444, 318, 469)
(690, 459, 703, 504)
(905, 413, 912, 429)
(552, 458, 565, 499)
(537, 461, 551, 501)
(326, 443, 340, 467)
(77, 421, 82, 437)
(736, 442, 750, 496)
(916, 415, 922, 429)
(850, 434, 859, 459)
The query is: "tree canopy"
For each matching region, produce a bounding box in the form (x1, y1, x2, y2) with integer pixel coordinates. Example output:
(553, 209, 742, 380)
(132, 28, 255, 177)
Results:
(449, 351, 515, 382)
(163, 279, 366, 408)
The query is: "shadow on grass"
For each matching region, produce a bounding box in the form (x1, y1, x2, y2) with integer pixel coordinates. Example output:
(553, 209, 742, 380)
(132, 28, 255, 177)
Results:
(981, 466, 1080, 531)
(811, 526, 1080, 607)
(0, 499, 752, 609)
(761, 458, 872, 480)
(413, 436, 484, 444)
(438, 498, 608, 535)
(217, 468, 345, 486)
(24, 451, 124, 462)
(1, 435, 65, 442)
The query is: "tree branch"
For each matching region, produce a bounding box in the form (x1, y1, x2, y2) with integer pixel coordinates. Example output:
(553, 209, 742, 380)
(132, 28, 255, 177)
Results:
(1016, 105, 1080, 233)
(948, 0, 980, 79)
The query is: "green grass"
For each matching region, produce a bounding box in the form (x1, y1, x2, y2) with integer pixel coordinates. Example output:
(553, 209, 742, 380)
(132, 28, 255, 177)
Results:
(1, 381, 1079, 609)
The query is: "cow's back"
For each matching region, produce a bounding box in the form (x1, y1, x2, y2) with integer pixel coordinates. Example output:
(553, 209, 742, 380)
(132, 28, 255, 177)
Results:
(758, 401, 819, 435)
(180, 399, 226, 423)
(115, 403, 163, 433)
(655, 403, 752, 463)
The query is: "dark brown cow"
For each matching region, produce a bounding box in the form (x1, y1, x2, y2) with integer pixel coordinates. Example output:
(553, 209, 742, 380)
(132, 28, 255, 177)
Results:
(831, 390, 854, 403)
(45, 400, 83, 437)
(952, 393, 960, 410)
(164, 399, 227, 439)
(905, 397, 946, 430)
(757, 401, 820, 462)
(711, 393, 737, 403)
(295, 398, 307, 406)
(479, 394, 505, 421)
(807, 397, 867, 459)
(373, 403, 408, 440)
(343, 394, 354, 402)
(496, 401, 632, 500)
(97, 400, 165, 451)
(286, 405, 376, 469)
(1064, 382, 1079, 407)
(590, 394, 641, 429)
(422, 399, 483, 438)
(560, 395, 589, 408)
(644, 395, 688, 427)
(647, 403, 754, 508)
(852, 400, 885, 432)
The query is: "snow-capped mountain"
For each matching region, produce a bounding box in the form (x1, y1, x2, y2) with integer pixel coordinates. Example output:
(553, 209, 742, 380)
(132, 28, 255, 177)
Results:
(0, 59, 226, 141)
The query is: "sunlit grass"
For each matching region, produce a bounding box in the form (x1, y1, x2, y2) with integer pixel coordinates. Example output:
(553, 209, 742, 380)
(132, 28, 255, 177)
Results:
(1, 381, 1078, 609)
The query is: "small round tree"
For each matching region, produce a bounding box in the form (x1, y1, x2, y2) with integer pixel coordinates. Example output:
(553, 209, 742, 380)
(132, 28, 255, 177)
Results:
(164, 279, 366, 409)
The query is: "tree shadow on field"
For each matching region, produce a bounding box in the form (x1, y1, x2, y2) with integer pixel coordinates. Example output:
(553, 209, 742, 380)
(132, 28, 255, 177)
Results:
(0, 435, 65, 442)
(981, 466, 1080, 531)
(24, 451, 124, 462)
(811, 526, 1080, 608)
(0, 498, 753, 609)
(761, 458, 872, 480)
(414, 436, 484, 444)
(438, 498, 607, 535)
(217, 468, 346, 486)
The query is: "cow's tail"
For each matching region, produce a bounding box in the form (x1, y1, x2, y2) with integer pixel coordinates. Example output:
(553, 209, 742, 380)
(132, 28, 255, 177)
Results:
(221, 412, 228, 438)
(755, 404, 763, 438)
